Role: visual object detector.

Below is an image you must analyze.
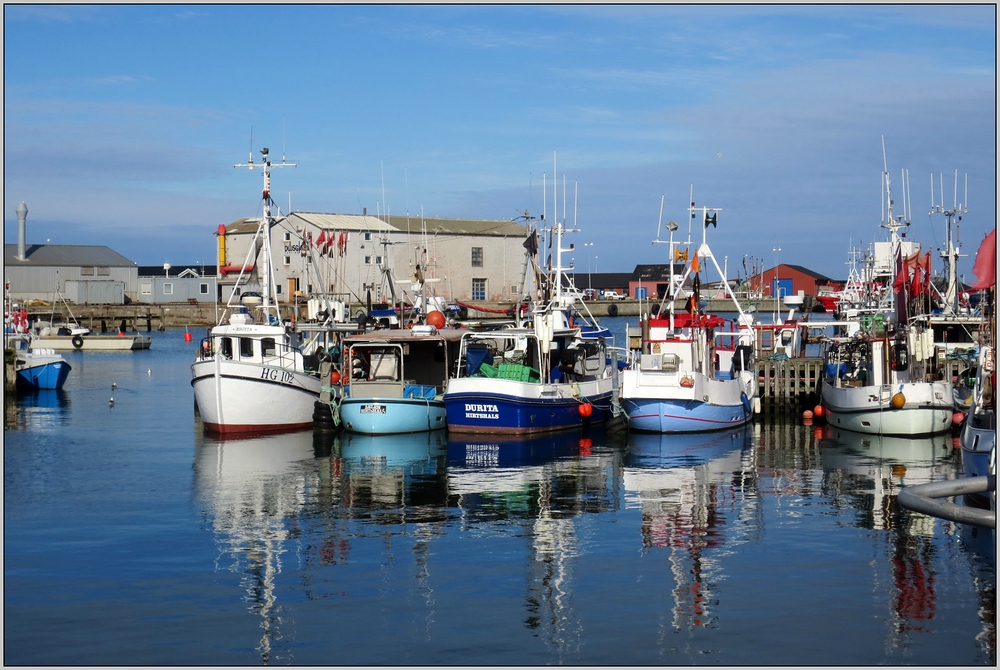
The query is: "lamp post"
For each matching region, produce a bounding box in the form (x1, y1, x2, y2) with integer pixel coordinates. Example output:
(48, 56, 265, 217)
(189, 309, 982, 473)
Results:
(584, 242, 594, 289)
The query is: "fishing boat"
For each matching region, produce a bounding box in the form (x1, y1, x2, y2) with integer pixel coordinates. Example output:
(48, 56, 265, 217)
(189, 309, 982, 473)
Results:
(340, 325, 464, 434)
(619, 196, 759, 433)
(820, 151, 956, 436)
(7, 334, 72, 390)
(958, 229, 996, 506)
(443, 156, 618, 435)
(29, 327, 152, 351)
(5, 290, 72, 389)
(191, 147, 341, 436)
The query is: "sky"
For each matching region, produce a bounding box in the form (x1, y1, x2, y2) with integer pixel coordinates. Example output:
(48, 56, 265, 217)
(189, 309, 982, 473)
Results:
(4, 4, 996, 283)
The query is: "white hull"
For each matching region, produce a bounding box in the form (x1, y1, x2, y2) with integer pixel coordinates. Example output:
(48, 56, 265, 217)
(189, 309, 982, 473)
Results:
(191, 357, 321, 435)
(820, 379, 955, 436)
(31, 334, 151, 350)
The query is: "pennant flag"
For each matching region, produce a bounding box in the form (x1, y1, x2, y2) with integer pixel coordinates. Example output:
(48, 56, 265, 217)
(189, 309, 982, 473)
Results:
(968, 229, 996, 289)
(316, 230, 327, 256)
(691, 251, 699, 274)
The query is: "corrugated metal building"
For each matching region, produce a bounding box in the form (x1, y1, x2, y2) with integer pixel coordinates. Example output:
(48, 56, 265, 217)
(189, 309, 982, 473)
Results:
(5, 243, 138, 304)
(215, 212, 531, 305)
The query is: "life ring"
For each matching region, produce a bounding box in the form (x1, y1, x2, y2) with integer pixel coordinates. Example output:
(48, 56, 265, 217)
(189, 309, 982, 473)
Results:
(72, 334, 84, 349)
(607, 303, 619, 317)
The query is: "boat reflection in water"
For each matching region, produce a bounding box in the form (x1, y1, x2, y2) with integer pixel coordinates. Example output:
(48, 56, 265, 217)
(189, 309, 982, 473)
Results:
(816, 425, 971, 644)
(446, 429, 620, 659)
(622, 426, 756, 631)
(333, 429, 449, 519)
(4, 388, 71, 430)
(193, 428, 316, 665)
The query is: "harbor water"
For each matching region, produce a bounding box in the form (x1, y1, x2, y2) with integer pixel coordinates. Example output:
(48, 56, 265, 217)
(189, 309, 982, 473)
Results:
(4, 322, 995, 666)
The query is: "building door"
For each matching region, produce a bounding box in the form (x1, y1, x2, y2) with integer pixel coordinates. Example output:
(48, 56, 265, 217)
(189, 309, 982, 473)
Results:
(287, 277, 299, 302)
(771, 278, 793, 300)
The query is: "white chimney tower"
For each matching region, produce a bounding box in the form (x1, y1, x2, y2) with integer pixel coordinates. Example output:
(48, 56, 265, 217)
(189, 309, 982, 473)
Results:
(16, 202, 28, 260)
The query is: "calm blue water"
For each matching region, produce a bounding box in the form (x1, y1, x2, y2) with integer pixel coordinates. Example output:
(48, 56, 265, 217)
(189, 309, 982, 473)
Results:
(4, 324, 995, 666)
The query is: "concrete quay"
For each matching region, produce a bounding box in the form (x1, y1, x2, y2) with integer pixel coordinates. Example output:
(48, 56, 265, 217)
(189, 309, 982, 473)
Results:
(30, 296, 799, 330)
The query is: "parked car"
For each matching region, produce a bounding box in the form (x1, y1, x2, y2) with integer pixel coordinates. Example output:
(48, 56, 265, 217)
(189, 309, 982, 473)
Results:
(602, 290, 627, 300)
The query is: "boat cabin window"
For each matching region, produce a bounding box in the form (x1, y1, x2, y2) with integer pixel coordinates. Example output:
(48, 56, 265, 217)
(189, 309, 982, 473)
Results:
(240, 337, 254, 358)
(220, 337, 233, 359)
(261, 338, 276, 357)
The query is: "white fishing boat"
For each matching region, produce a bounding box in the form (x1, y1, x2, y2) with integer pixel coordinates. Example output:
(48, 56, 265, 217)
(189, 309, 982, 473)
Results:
(191, 147, 340, 436)
(340, 325, 464, 434)
(820, 148, 956, 436)
(619, 195, 758, 433)
(443, 155, 618, 435)
(29, 328, 152, 351)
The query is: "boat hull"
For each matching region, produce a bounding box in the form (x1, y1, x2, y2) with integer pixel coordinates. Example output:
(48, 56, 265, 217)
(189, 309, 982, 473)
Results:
(31, 334, 152, 351)
(15, 359, 71, 390)
(191, 358, 321, 435)
(444, 378, 613, 435)
(622, 397, 752, 433)
(340, 397, 447, 434)
(820, 380, 955, 436)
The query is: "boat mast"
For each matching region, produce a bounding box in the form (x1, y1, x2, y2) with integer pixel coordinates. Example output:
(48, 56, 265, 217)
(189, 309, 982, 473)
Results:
(929, 169, 968, 314)
(235, 147, 296, 318)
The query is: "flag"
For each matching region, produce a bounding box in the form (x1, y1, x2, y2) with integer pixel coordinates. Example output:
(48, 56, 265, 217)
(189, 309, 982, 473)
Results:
(523, 230, 539, 256)
(691, 251, 699, 274)
(968, 229, 996, 289)
(909, 265, 922, 297)
(316, 230, 327, 256)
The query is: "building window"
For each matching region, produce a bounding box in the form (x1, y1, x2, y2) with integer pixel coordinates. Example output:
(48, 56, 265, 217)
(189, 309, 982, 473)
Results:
(364, 232, 372, 241)
(163, 283, 173, 295)
(81, 267, 94, 276)
(97, 267, 110, 276)
(472, 278, 487, 301)
(364, 256, 383, 265)
(284, 256, 291, 265)
(200, 283, 209, 295)
(276, 285, 282, 294)
(284, 232, 291, 241)
(140, 281, 152, 296)
(471, 247, 483, 267)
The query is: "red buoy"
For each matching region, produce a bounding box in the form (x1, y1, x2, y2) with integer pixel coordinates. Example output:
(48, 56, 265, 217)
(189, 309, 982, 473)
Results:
(802, 409, 814, 420)
(330, 370, 341, 384)
(813, 404, 824, 417)
(426, 310, 446, 329)
(578, 403, 594, 418)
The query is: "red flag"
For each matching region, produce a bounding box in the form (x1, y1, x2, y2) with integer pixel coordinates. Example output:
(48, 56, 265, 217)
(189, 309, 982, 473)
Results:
(691, 251, 700, 274)
(968, 229, 996, 290)
(316, 229, 327, 249)
(910, 266, 922, 297)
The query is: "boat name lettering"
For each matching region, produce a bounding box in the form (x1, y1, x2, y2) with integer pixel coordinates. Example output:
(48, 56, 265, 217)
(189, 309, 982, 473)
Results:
(261, 368, 295, 384)
(360, 404, 387, 414)
(464, 403, 499, 420)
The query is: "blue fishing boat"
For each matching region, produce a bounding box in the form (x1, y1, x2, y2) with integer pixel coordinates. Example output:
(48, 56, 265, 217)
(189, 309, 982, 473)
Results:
(8, 334, 72, 390)
(340, 326, 464, 434)
(443, 156, 618, 435)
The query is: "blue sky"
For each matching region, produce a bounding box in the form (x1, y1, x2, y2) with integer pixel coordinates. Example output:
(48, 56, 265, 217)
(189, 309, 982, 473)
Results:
(4, 4, 995, 282)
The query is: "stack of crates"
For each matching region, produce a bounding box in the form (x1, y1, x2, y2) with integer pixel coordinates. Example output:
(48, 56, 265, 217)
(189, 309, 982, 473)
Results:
(498, 363, 540, 382)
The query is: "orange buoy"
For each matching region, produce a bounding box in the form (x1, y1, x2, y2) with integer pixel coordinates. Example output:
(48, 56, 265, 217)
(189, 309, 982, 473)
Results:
(952, 411, 965, 425)
(803, 417, 813, 426)
(813, 404, 824, 417)
(891, 392, 906, 409)
(330, 370, 341, 384)
(184, 331, 193, 342)
(426, 310, 446, 329)
(578, 403, 594, 418)
(802, 409, 814, 420)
